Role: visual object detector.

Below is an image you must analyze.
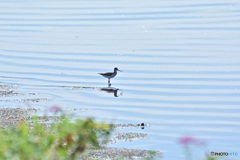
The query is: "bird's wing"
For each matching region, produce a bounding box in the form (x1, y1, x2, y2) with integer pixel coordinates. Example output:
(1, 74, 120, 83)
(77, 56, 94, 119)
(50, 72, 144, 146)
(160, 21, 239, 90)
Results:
(99, 72, 113, 76)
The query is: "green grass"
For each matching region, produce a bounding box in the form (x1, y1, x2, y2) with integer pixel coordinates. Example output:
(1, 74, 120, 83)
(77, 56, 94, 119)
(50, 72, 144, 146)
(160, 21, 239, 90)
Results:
(0, 116, 112, 160)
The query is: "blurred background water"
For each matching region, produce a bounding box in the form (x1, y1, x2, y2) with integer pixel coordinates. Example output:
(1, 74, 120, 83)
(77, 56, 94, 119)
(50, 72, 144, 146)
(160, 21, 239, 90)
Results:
(0, 0, 240, 159)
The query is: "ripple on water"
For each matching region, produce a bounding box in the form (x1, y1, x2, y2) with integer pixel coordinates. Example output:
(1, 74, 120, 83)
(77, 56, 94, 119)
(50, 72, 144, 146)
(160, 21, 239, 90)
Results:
(0, 0, 240, 159)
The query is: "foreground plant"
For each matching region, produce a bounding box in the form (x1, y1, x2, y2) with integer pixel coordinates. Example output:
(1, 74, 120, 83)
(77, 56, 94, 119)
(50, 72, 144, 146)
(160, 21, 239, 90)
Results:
(0, 114, 113, 160)
(178, 136, 219, 160)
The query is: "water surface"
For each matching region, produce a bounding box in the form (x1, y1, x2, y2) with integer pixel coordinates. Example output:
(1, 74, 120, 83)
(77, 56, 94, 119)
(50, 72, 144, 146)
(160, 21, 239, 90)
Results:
(0, 0, 240, 159)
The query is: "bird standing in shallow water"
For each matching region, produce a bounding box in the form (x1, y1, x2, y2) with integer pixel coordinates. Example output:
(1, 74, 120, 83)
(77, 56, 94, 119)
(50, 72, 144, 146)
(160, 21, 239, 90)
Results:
(99, 67, 122, 85)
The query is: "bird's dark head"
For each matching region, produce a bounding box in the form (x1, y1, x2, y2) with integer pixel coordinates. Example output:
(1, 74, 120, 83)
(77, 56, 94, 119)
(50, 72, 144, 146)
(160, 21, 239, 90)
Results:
(114, 67, 122, 72)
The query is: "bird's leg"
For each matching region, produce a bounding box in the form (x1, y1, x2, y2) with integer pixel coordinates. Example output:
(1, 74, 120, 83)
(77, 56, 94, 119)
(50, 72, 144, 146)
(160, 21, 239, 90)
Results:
(108, 79, 111, 87)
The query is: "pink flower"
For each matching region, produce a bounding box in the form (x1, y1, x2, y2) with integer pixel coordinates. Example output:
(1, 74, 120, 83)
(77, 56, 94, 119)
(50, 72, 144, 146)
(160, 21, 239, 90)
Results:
(179, 136, 205, 146)
(48, 106, 62, 113)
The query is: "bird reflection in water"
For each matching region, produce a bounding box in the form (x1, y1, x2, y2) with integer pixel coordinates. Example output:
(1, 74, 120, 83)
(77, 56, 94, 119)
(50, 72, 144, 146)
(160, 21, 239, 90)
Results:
(100, 84, 123, 97)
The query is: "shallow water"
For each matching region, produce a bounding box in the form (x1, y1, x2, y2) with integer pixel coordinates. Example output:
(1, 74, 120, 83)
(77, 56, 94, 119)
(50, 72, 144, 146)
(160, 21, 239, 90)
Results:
(0, 0, 240, 159)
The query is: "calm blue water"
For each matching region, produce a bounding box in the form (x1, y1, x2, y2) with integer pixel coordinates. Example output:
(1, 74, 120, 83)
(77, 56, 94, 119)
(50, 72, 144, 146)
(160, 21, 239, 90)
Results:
(0, 0, 240, 159)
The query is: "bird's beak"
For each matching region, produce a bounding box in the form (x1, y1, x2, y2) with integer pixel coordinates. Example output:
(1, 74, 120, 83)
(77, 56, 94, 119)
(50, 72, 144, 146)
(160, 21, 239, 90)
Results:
(118, 69, 122, 72)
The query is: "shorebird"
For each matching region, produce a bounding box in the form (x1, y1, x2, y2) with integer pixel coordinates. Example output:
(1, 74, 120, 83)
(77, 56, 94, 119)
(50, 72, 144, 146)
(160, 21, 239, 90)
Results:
(99, 67, 122, 84)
